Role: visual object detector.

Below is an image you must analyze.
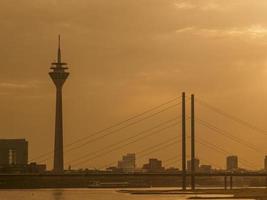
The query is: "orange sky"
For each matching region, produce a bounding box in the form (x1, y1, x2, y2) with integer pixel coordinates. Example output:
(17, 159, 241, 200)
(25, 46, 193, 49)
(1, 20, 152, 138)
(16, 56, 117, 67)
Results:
(1, 0, 267, 170)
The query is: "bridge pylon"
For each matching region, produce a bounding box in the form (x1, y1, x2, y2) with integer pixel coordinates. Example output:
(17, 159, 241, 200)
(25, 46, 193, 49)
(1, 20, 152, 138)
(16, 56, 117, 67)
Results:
(182, 92, 186, 190)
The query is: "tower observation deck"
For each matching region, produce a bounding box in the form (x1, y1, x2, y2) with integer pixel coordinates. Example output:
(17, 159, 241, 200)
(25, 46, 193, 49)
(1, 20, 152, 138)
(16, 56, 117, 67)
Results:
(49, 35, 69, 173)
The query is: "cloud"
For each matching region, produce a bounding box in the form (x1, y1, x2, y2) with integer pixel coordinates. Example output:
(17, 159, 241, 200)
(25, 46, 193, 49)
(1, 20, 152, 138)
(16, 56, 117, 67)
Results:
(175, 27, 194, 33)
(175, 25, 267, 40)
(174, 0, 222, 11)
(174, 1, 195, 9)
(0, 81, 42, 89)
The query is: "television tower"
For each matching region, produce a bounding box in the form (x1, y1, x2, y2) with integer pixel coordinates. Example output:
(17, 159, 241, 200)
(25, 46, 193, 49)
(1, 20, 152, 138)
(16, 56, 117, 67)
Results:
(49, 35, 69, 173)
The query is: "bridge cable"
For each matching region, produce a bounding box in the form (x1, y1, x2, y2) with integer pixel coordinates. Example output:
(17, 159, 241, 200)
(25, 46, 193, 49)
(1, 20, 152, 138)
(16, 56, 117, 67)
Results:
(196, 137, 256, 169)
(195, 98, 267, 135)
(72, 121, 181, 167)
(101, 137, 183, 170)
(196, 118, 264, 154)
(65, 117, 181, 165)
(32, 99, 181, 162)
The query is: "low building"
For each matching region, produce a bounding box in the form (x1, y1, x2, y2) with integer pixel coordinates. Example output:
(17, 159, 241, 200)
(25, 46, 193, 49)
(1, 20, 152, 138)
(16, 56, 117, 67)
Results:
(199, 164, 212, 173)
(26, 162, 46, 173)
(142, 158, 164, 173)
(165, 167, 179, 173)
(106, 166, 122, 173)
(0, 162, 46, 174)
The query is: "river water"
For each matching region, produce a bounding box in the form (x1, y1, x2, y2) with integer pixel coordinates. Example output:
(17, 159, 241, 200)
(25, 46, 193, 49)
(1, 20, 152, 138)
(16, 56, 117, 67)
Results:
(0, 188, 255, 200)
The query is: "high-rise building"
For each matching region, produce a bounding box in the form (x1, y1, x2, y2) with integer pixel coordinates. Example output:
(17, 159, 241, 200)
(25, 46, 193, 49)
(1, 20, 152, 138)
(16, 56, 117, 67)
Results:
(49, 36, 69, 173)
(142, 158, 164, 172)
(0, 139, 28, 166)
(187, 158, 200, 171)
(264, 156, 267, 170)
(117, 153, 136, 172)
(226, 155, 238, 171)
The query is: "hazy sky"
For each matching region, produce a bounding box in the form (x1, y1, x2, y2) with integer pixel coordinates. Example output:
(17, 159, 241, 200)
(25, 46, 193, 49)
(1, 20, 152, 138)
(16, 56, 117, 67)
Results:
(1, 0, 267, 170)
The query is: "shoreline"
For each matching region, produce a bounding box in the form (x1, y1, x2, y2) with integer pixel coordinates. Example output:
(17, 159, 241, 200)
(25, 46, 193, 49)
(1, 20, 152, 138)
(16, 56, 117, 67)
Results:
(118, 188, 267, 200)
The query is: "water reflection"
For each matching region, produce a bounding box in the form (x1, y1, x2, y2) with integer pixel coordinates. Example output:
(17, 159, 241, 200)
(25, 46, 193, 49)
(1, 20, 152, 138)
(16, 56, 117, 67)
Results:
(52, 190, 64, 200)
(0, 188, 258, 200)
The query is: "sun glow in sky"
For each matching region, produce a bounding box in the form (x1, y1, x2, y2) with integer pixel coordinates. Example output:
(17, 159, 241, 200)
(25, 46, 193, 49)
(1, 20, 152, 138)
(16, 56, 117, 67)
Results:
(1, 0, 267, 170)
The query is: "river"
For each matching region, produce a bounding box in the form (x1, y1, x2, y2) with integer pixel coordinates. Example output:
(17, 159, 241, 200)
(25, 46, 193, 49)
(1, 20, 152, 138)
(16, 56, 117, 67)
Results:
(0, 188, 256, 200)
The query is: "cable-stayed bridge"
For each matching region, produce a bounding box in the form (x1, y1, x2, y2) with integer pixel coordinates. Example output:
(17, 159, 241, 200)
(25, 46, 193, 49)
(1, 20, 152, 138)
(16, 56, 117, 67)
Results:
(27, 92, 267, 190)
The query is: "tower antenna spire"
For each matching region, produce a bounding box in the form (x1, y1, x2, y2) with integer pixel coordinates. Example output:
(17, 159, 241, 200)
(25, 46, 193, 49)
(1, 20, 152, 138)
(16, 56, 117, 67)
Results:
(57, 34, 61, 63)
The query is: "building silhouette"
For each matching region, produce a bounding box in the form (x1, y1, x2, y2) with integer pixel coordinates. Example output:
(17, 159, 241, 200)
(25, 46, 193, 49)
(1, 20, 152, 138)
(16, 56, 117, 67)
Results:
(117, 153, 136, 172)
(226, 155, 238, 171)
(264, 156, 267, 171)
(49, 36, 69, 173)
(0, 139, 28, 166)
(143, 158, 164, 172)
(0, 139, 47, 174)
(199, 164, 212, 173)
(187, 158, 200, 172)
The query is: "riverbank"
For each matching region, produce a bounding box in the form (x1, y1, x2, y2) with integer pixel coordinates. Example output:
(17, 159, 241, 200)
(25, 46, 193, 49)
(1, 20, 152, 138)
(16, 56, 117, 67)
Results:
(119, 188, 267, 200)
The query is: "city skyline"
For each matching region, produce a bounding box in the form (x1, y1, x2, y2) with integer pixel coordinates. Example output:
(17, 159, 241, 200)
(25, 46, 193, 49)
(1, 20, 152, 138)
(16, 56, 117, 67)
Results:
(2, 1, 267, 170)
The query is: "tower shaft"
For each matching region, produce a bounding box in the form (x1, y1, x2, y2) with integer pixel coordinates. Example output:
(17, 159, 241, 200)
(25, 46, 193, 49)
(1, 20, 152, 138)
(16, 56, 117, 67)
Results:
(53, 86, 64, 173)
